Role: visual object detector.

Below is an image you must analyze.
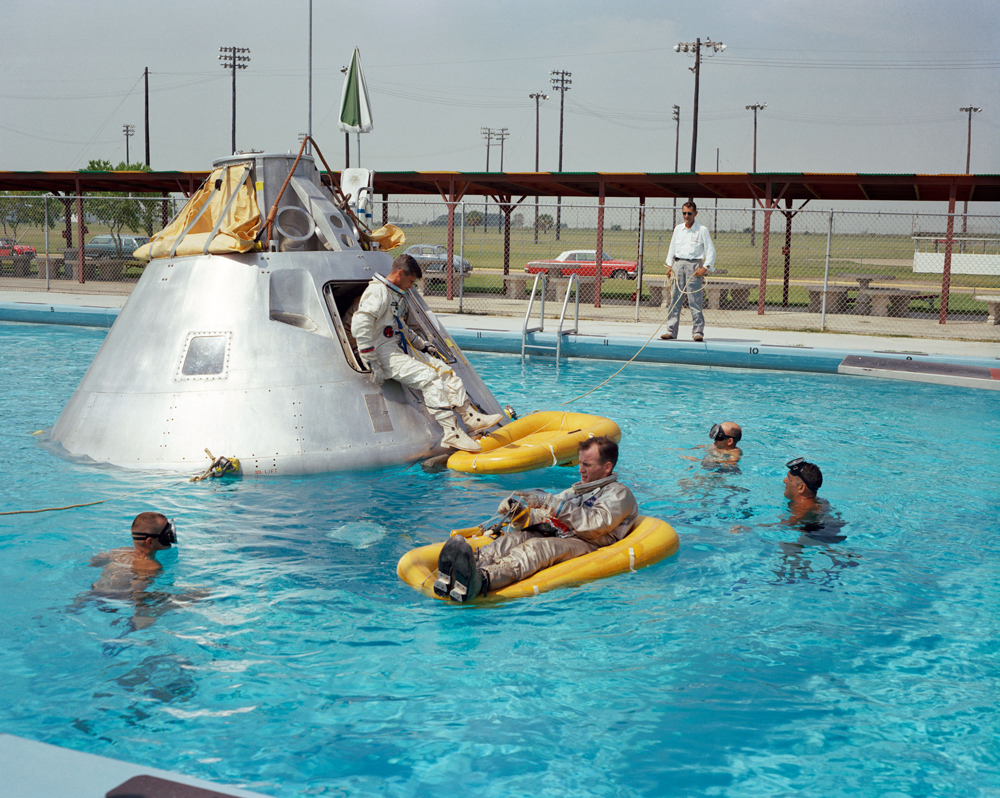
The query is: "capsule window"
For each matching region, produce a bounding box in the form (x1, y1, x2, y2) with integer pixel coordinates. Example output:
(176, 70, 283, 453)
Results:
(179, 333, 230, 378)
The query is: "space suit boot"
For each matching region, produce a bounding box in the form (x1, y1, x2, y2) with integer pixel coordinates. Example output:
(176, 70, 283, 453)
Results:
(457, 401, 503, 433)
(446, 536, 485, 603)
(439, 415, 482, 453)
(434, 535, 466, 597)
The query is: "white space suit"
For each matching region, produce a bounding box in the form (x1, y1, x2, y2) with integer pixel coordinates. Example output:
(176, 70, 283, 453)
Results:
(350, 274, 499, 451)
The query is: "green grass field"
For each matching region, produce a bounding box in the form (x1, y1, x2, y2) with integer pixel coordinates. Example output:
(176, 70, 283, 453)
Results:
(390, 223, 999, 292)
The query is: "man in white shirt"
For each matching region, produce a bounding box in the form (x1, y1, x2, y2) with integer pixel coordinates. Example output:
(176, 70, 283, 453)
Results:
(660, 201, 717, 342)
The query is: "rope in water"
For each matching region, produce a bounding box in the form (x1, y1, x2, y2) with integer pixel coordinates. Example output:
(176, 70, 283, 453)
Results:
(559, 270, 701, 407)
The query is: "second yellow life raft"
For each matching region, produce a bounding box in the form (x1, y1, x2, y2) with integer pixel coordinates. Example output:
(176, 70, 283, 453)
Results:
(447, 411, 621, 474)
(396, 515, 679, 601)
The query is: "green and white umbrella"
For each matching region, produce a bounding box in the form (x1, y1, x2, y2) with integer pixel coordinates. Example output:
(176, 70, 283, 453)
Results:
(339, 47, 373, 135)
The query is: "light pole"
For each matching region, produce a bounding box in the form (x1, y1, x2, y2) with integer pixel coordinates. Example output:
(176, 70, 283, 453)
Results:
(674, 38, 725, 172)
(219, 46, 250, 154)
(122, 124, 135, 165)
(672, 104, 680, 228)
(530, 91, 548, 243)
(550, 69, 571, 240)
(746, 102, 766, 246)
(959, 105, 981, 235)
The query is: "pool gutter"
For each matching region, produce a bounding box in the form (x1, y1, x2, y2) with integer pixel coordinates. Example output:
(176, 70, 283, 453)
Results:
(4, 300, 998, 390)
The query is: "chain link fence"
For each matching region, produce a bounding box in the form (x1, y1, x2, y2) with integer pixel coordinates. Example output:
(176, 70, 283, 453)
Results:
(0, 195, 177, 294)
(376, 198, 1000, 340)
(3, 193, 997, 340)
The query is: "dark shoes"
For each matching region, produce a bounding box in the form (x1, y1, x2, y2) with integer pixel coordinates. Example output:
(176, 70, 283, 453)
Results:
(435, 536, 485, 603)
(659, 332, 676, 340)
(693, 333, 704, 342)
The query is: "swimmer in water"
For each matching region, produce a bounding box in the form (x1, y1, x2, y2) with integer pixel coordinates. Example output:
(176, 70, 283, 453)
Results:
(89, 512, 176, 591)
(681, 421, 743, 471)
(82, 512, 182, 633)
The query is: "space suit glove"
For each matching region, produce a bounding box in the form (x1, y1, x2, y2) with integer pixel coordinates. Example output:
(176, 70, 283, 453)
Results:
(422, 343, 442, 360)
(361, 354, 387, 384)
(515, 489, 556, 511)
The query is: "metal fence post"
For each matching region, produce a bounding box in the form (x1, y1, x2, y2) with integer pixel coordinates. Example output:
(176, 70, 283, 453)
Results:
(44, 196, 50, 291)
(820, 210, 833, 331)
(459, 200, 465, 313)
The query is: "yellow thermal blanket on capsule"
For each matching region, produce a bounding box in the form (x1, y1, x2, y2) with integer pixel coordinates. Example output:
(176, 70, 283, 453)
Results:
(396, 515, 679, 601)
(446, 411, 621, 474)
(133, 164, 261, 262)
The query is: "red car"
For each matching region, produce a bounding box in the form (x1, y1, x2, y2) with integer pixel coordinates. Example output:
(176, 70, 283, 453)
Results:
(0, 237, 37, 275)
(525, 249, 638, 279)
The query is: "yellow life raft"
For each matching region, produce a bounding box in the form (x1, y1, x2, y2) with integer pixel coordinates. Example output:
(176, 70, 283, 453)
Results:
(396, 515, 678, 601)
(447, 411, 621, 474)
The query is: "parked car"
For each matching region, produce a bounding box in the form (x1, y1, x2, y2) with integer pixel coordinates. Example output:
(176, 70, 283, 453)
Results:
(83, 234, 150, 259)
(0, 237, 36, 264)
(0, 237, 37, 277)
(403, 244, 472, 276)
(525, 250, 638, 279)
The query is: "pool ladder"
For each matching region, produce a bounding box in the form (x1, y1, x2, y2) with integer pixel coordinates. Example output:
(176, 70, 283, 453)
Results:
(521, 273, 580, 364)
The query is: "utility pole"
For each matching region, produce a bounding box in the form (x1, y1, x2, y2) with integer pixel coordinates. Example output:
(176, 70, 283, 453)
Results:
(530, 91, 548, 244)
(959, 105, 981, 235)
(123, 124, 135, 164)
(550, 69, 572, 240)
(143, 67, 150, 167)
(674, 38, 725, 172)
(219, 46, 250, 154)
(746, 102, 766, 246)
(481, 127, 495, 233)
(496, 127, 509, 232)
(672, 104, 680, 228)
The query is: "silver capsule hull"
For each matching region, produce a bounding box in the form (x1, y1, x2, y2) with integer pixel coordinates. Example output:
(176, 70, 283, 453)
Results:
(48, 250, 502, 476)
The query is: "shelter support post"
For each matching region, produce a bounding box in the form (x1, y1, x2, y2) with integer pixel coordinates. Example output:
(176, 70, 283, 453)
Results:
(61, 197, 73, 250)
(782, 196, 792, 307)
(594, 179, 605, 308)
(757, 183, 772, 315)
(436, 178, 468, 302)
(382, 193, 388, 226)
(939, 182, 956, 324)
(489, 194, 526, 286)
(635, 197, 646, 322)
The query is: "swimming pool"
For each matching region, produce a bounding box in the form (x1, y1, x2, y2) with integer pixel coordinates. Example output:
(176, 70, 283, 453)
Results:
(2, 322, 998, 797)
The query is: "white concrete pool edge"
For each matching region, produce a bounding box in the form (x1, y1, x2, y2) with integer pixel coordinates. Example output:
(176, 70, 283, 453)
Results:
(0, 733, 275, 798)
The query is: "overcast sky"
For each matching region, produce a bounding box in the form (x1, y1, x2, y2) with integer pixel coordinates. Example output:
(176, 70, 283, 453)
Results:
(2, 0, 998, 183)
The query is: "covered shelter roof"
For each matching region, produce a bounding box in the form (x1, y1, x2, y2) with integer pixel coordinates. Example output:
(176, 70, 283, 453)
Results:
(0, 170, 996, 203)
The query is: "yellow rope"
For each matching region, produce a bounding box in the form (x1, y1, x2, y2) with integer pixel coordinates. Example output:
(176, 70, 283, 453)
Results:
(0, 479, 190, 517)
(559, 270, 700, 407)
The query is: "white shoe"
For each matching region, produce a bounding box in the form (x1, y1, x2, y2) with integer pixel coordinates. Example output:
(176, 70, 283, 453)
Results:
(458, 401, 503, 433)
(439, 416, 482, 453)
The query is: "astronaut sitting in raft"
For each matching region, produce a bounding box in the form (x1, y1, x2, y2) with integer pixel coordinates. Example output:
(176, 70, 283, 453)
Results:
(435, 435, 638, 602)
(351, 254, 502, 453)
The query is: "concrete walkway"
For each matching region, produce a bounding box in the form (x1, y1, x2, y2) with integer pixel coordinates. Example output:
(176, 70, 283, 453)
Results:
(2, 287, 997, 361)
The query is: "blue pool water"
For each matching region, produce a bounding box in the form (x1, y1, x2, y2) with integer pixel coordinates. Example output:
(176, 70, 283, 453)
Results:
(2, 322, 999, 798)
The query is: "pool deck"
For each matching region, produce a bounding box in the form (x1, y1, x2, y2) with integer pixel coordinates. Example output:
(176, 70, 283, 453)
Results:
(0, 733, 274, 798)
(2, 288, 998, 390)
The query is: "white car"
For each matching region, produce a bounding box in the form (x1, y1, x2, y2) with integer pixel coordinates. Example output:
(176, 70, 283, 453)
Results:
(403, 244, 473, 276)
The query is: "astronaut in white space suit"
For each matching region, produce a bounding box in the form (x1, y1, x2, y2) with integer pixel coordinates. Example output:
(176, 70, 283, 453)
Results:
(351, 254, 502, 453)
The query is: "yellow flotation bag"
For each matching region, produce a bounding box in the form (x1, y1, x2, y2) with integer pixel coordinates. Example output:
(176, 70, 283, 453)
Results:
(447, 411, 621, 474)
(396, 515, 678, 601)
